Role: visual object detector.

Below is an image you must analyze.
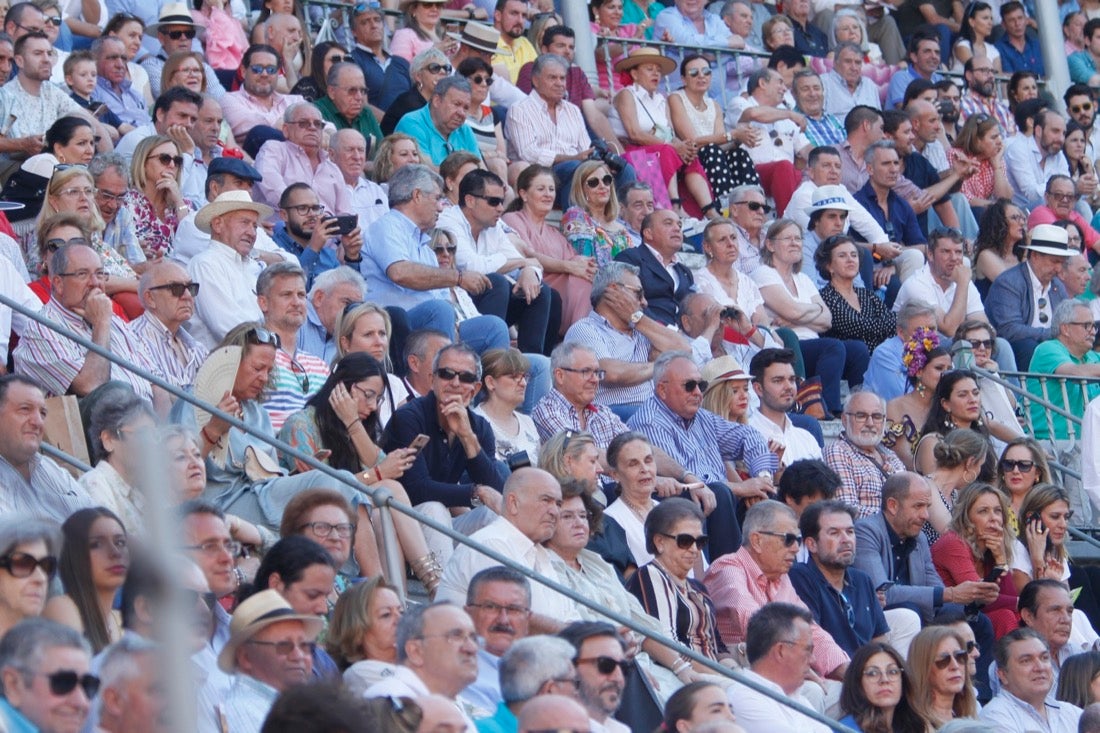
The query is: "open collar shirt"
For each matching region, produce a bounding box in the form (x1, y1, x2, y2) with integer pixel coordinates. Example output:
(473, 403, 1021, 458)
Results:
(91, 75, 148, 127)
(825, 434, 904, 517)
(505, 90, 590, 166)
(980, 689, 1082, 733)
(562, 311, 653, 406)
(531, 388, 629, 447)
(128, 312, 208, 391)
(0, 452, 92, 523)
(186, 239, 265, 348)
(220, 88, 306, 139)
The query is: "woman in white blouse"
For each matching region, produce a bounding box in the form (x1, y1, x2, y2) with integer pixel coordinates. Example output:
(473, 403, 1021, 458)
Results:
(610, 47, 719, 220)
(752, 218, 870, 418)
(473, 348, 541, 467)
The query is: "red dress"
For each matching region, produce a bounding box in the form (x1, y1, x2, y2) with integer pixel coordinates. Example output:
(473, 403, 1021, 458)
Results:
(931, 530, 1020, 639)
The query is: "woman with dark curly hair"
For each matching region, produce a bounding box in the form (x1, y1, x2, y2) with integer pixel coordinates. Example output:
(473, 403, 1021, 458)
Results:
(839, 642, 928, 733)
(915, 370, 994, 475)
(973, 199, 1025, 294)
(884, 328, 951, 470)
(1006, 71, 1039, 119)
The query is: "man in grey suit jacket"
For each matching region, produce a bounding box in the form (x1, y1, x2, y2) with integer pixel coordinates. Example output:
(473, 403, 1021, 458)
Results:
(985, 224, 1074, 369)
(854, 471, 999, 701)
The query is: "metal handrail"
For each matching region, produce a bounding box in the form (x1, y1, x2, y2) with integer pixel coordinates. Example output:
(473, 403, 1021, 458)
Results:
(0, 292, 853, 732)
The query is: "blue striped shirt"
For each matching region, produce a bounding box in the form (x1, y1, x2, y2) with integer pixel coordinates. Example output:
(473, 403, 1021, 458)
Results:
(627, 395, 777, 481)
(563, 311, 653, 407)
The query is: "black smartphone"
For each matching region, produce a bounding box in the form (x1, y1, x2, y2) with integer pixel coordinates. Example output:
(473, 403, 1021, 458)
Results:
(876, 581, 895, 592)
(335, 214, 358, 235)
(983, 566, 1006, 584)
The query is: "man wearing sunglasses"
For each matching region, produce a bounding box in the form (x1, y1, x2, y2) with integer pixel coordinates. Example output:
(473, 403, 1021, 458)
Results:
(980, 627, 1082, 732)
(221, 44, 306, 141)
(140, 3, 225, 100)
(1064, 84, 1100, 160)
(557, 622, 630, 733)
(129, 260, 208, 391)
(1026, 300, 1100, 441)
(0, 618, 98, 733)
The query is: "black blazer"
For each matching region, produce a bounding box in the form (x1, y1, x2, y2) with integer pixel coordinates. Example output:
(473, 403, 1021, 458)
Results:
(614, 245, 694, 326)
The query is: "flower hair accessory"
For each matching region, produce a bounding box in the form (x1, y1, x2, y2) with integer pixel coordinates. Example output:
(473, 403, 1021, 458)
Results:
(902, 327, 941, 378)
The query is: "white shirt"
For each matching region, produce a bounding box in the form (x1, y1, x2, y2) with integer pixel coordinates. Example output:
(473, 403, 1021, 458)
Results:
(0, 255, 40, 356)
(610, 84, 671, 141)
(748, 410, 822, 467)
(591, 717, 631, 733)
(979, 689, 1082, 733)
(172, 211, 291, 267)
(892, 263, 986, 330)
(725, 96, 810, 165)
(1028, 262, 1053, 329)
(644, 242, 680, 290)
(785, 180, 889, 244)
(437, 205, 540, 278)
(726, 669, 833, 733)
(186, 239, 265, 348)
(1004, 133, 1071, 211)
(821, 70, 881, 117)
(921, 139, 949, 173)
(364, 666, 478, 732)
(436, 516, 579, 623)
(750, 266, 821, 340)
(1083, 395, 1100, 516)
(346, 176, 389, 232)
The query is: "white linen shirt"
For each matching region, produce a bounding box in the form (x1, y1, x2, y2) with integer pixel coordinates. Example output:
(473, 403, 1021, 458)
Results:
(821, 69, 882, 116)
(186, 239, 265, 348)
(979, 689, 1082, 733)
(726, 669, 833, 733)
(437, 205, 541, 278)
(748, 410, 822, 467)
(505, 90, 591, 165)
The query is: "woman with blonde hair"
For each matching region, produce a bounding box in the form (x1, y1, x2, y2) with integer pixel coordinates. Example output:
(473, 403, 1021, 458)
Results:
(538, 429, 602, 496)
(327, 576, 404, 694)
(373, 133, 425, 184)
(908, 626, 978, 728)
(335, 302, 410, 426)
(124, 134, 194, 258)
(562, 159, 629, 269)
(995, 437, 1052, 524)
(932, 482, 1020, 638)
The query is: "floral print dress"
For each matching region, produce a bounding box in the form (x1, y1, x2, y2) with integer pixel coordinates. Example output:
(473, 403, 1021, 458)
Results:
(124, 189, 195, 258)
(562, 207, 629, 269)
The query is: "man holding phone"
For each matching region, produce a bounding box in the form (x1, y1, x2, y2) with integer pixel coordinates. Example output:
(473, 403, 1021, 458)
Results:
(274, 183, 364, 289)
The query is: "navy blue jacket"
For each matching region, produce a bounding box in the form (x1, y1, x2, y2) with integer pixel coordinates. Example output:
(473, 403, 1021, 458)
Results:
(614, 245, 694, 327)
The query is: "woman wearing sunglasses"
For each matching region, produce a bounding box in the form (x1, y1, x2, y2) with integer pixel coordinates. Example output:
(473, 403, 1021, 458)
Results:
(562, 159, 629, 270)
(276, 353, 442, 587)
(125, 134, 194, 259)
(380, 48, 450, 136)
(838, 642, 928, 733)
(0, 516, 61, 640)
(994, 437, 1051, 527)
(931, 482, 1020, 639)
(44, 507, 129, 653)
(290, 41, 350, 102)
(627, 497, 735, 674)
(391, 0, 454, 63)
(669, 54, 760, 202)
(908, 626, 978, 729)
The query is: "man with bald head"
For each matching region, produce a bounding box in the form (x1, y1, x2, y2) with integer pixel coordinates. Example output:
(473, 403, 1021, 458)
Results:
(129, 260, 209, 390)
(264, 13, 305, 84)
(330, 128, 389, 231)
(518, 694, 590, 733)
(614, 209, 694, 327)
(437, 468, 579, 633)
(415, 694, 470, 732)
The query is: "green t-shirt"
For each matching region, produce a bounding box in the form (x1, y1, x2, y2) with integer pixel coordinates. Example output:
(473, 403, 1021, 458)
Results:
(1027, 339, 1100, 440)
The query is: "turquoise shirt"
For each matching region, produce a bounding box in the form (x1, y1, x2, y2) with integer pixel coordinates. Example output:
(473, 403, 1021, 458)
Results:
(475, 702, 518, 733)
(1027, 339, 1100, 440)
(394, 104, 482, 165)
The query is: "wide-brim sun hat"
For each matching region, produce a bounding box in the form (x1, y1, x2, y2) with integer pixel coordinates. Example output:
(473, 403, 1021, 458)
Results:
(614, 46, 676, 75)
(700, 355, 752, 396)
(195, 190, 274, 234)
(217, 590, 324, 673)
(1024, 223, 1075, 257)
(447, 22, 510, 56)
(805, 184, 853, 215)
(145, 2, 202, 36)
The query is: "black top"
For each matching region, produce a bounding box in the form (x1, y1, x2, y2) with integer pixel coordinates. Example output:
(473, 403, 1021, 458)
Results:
(819, 283, 897, 353)
(380, 87, 427, 136)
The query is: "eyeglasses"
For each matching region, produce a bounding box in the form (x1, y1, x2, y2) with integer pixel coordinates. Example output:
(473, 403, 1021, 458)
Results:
(617, 282, 643, 297)
(246, 639, 317, 656)
(0, 552, 57, 579)
(734, 200, 772, 213)
(283, 203, 325, 216)
(837, 590, 855, 627)
(685, 67, 713, 77)
(758, 530, 802, 547)
(1000, 458, 1035, 473)
(585, 174, 613, 189)
(182, 588, 219, 611)
(1038, 297, 1050, 324)
(291, 119, 325, 130)
(351, 383, 384, 405)
(40, 670, 100, 699)
(844, 411, 886, 423)
(433, 245, 457, 254)
(435, 367, 478, 384)
(147, 153, 184, 168)
(472, 193, 505, 207)
(13, 22, 43, 33)
(547, 677, 581, 691)
(45, 236, 87, 251)
(681, 379, 708, 393)
(1072, 103, 1094, 114)
(1048, 191, 1075, 202)
(559, 366, 606, 380)
(300, 521, 354, 538)
(96, 189, 126, 204)
(1068, 320, 1099, 331)
(964, 640, 977, 653)
(57, 186, 96, 198)
(249, 64, 279, 75)
(287, 356, 311, 393)
(56, 268, 107, 280)
(467, 601, 531, 616)
(183, 539, 242, 557)
(426, 63, 453, 74)
(165, 28, 197, 39)
(967, 338, 993, 350)
(177, 65, 202, 75)
(247, 326, 281, 348)
(43, 15, 62, 25)
(862, 666, 903, 680)
(469, 73, 493, 85)
(656, 531, 709, 550)
(575, 656, 630, 675)
(419, 629, 478, 645)
(933, 650, 969, 669)
(336, 85, 368, 95)
(148, 281, 200, 297)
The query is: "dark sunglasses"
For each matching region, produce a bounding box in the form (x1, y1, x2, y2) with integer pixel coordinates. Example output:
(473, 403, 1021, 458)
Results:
(933, 650, 969, 669)
(328, 54, 354, 63)
(1000, 459, 1035, 473)
(426, 63, 453, 74)
(736, 200, 772, 213)
(182, 588, 219, 611)
(657, 531, 709, 550)
(44, 15, 62, 25)
(248, 64, 279, 75)
(0, 552, 57, 579)
(165, 28, 197, 39)
(685, 67, 712, 77)
(1072, 102, 1094, 114)
(247, 326, 281, 348)
(148, 152, 184, 168)
(472, 193, 505, 207)
(964, 640, 977, 653)
(759, 530, 802, 547)
(45, 236, 87, 252)
(43, 670, 100, 698)
(682, 379, 708, 393)
(148, 281, 200, 297)
(469, 73, 493, 85)
(436, 367, 478, 384)
(575, 655, 631, 675)
(433, 245, 457, 254)
(585, 174, 614, 189)
(967, 338, 993, 350)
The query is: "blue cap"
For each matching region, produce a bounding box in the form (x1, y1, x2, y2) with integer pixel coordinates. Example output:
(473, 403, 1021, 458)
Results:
(207, 157, 263, 182)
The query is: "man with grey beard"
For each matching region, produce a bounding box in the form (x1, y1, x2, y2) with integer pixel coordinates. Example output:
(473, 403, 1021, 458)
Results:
(824, 390, 904, 518)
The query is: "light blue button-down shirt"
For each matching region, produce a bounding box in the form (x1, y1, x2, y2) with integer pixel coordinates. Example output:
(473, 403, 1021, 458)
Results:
(360, 208, 449, 310)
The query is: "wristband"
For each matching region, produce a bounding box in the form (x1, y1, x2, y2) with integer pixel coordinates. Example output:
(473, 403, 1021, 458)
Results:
(374, 466, 383, 483)
(201, 425, 221, 446)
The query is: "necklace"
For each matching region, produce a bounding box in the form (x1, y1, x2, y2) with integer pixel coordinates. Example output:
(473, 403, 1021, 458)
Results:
(620, 494, 653, 523)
